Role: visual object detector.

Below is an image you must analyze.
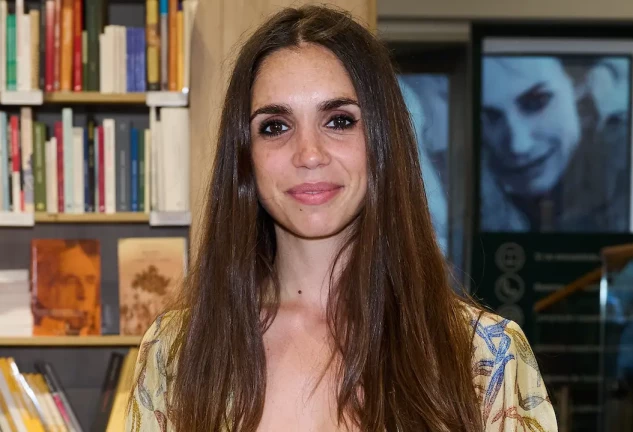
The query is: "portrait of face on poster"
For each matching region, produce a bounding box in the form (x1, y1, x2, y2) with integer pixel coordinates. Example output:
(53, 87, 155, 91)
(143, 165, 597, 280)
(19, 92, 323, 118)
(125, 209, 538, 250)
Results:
(479, 38, 633, 234)
(397, 74, 450, 253)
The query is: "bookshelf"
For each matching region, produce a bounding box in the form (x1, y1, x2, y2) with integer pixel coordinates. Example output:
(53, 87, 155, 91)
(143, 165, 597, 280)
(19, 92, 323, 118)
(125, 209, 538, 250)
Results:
(0, 0, 195, 429)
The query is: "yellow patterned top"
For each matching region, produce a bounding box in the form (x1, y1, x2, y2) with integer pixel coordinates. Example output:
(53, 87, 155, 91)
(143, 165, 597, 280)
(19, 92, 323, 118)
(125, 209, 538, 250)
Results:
(125, 310, 558, 431)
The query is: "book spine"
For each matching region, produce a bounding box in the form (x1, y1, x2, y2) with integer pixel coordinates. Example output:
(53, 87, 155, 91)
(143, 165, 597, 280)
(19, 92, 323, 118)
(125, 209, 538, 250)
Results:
(159, 0, 168, 90)
(53, 0, 61, 90)
(103, 119, 115, 213)
(130, 127, 138, 211)
(72, 0, 81, 91)
(54, 121, 63, 212)
(19, 14, 31, 90)
(90, 353, 124, 432)
(126, 27, 134, 93)
(176, 7, 183, 92)
(85, 0, 98, 91)
(87, 119, 95, 212)
(39, 0, 46, 90)
(30, 10, 40, 90)
(36, 363, 83, 432)
(138, 128, 145, 212)
(98, 125, 105, 213)
(60, 0, 72, 91)
(84, 126, 90, 212)
(138, 28, 146, 92)
(73, 126, 83, 213)
(6, 114, 13, 211)
(10, 115, 21, 212)
(168, 0, 177, 91)
(46, 137, 57, 213)
(115, 120, 129, 212)
(20, 107, 33, 213)
(146, 0, 159, 91)
(7, 14, 16, 91)
(44, 0, 54, 91)
(0, 112, 8, 211)
(82, 30, 87, 90)
(34, 122, 46, 212)
(0, 1, 6, 91)
(62, 108, 73, 212)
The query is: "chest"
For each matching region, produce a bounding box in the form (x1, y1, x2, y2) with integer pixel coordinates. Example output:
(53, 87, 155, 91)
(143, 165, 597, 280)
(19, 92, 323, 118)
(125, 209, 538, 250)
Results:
(258, 318, 358, 432)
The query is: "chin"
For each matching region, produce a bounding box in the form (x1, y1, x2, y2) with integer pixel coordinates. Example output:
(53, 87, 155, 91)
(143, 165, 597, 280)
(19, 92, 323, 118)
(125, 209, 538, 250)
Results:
(282, 214, 356, 240)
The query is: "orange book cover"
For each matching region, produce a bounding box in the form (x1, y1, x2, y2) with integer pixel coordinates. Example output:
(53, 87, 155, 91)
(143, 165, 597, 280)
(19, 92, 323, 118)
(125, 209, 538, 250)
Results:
(176, 10, 183, 91)
(118, 237, 187, 335)
(31, 239, 101, 336)
(60, 0, 73, 91)
(168, 0, 177, 91)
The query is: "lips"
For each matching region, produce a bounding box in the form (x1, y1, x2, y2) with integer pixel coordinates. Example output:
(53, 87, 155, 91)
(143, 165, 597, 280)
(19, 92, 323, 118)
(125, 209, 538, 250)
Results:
(286, 182, 343, 205)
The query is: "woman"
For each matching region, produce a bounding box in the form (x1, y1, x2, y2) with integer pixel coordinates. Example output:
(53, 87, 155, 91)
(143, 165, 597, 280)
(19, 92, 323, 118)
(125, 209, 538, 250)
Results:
(126, 6, 556, 431)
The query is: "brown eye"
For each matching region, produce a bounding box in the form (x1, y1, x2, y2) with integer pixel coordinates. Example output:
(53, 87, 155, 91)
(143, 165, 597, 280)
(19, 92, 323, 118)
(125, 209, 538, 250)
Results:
(260, 120, 289, 136)
(326, 115, 357, 130)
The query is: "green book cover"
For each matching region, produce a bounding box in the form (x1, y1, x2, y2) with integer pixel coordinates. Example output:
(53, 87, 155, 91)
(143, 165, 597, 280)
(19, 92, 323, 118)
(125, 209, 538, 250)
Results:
(138, 130, 145, 212)
(33, 122, 47, 212)
(6, 14, 16, 91)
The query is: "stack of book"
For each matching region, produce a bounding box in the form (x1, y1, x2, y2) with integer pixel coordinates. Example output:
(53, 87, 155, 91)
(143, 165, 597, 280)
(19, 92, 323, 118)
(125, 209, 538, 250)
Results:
(0, 270, 33, 337)
(0, 351, 139, 432)
(0, 106, 190, 215)
(0, 0, 198, 93)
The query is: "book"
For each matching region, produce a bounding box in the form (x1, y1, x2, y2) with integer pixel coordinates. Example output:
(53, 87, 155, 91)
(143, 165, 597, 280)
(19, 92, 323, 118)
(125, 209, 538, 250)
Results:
(35, 362, 83, 432)
(31, 239, 101, 336)
(0, 270, 33, 337)
(118, 237, 187, 335)
(90, 352, 124, 432)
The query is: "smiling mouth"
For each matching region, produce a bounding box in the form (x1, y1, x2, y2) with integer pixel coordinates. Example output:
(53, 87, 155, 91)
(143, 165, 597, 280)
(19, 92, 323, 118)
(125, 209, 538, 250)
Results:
(286, 182, 343, 205)
(494, 148, 556, 176)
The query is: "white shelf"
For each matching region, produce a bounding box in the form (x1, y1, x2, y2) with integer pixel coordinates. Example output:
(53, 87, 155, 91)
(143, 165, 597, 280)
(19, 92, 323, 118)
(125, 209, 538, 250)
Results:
(146, 91, 188, 107)
(0, 90, 44, 105)
(149, 211, 191, 226)
(0, 212, 35, 227)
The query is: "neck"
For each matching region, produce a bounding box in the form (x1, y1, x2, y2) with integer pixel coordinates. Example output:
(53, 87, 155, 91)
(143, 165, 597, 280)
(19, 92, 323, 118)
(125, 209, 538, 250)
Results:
(273, 225, 349, 312)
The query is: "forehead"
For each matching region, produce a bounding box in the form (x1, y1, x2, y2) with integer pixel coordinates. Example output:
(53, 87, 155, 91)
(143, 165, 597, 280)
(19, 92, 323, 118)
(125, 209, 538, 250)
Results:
(482, 57, 567, 106)
(251, 43, 357, 108)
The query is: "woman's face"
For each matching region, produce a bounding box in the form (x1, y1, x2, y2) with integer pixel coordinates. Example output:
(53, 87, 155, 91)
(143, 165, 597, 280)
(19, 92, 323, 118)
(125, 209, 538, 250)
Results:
(250, 43, 367, 239)
(482, 57, 581, 196)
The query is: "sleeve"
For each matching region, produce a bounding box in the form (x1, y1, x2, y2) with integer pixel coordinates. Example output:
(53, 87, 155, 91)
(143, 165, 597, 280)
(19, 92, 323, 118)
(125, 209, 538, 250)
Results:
(472, 318, 558, 431)
(125, 316, 174, 432)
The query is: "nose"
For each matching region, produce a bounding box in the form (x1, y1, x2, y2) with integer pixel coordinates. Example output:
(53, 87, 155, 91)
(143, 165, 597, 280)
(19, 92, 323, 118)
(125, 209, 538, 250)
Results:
(291, 126, 331, 169)
(506, 111, 535, 159)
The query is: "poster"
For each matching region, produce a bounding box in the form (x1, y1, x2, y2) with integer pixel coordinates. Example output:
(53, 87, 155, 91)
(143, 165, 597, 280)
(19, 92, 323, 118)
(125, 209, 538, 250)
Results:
(480, 42, 632, 233)
(398, 74, 450, 254)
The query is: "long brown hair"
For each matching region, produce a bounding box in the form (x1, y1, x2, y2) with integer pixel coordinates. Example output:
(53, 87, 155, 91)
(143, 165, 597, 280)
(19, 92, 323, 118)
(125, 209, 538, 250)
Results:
(171, 5, 482, 431)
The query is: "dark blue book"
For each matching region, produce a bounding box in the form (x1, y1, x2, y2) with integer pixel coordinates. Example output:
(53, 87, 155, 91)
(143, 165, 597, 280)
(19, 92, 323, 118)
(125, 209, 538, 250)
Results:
(126, 27, 136, 92)
(137, 28, 146, 92)
(130, 127, 139, 212)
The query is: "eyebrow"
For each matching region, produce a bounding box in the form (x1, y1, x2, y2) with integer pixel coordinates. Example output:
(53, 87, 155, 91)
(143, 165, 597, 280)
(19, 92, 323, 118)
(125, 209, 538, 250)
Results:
(250, 97, 360, 121)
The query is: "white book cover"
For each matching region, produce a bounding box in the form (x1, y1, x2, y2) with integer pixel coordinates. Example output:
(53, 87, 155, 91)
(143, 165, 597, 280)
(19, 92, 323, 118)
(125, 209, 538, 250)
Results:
(103, 118, 116, 213)
(144, 128, 150, 213)
(15, 0, 24, 88)
(160, 108, 190, 211)
(19, 13, 31, 91)
(99, 32, 105, 92)
(73, 127, 84, 213)
(0, 1, 7, 91)
(103, 26, 114, 93)
(45, 138, 58, 213)
(150, 107, 159, 211)
(62, 107, 73, 213)
(20, 107, 33, 213)
(109, 26, 117, 93)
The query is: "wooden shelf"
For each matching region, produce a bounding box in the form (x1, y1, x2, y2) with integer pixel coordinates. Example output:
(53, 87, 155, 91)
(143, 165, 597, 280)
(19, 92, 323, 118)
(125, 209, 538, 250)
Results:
(0, 335, 142, 347)
(44, 92, 146, 104)
(34, 212, 149, 223)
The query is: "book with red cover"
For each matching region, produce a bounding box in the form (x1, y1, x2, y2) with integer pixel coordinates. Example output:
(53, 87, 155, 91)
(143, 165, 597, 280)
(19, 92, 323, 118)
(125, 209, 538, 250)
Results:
(31, 239, 101, 336)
